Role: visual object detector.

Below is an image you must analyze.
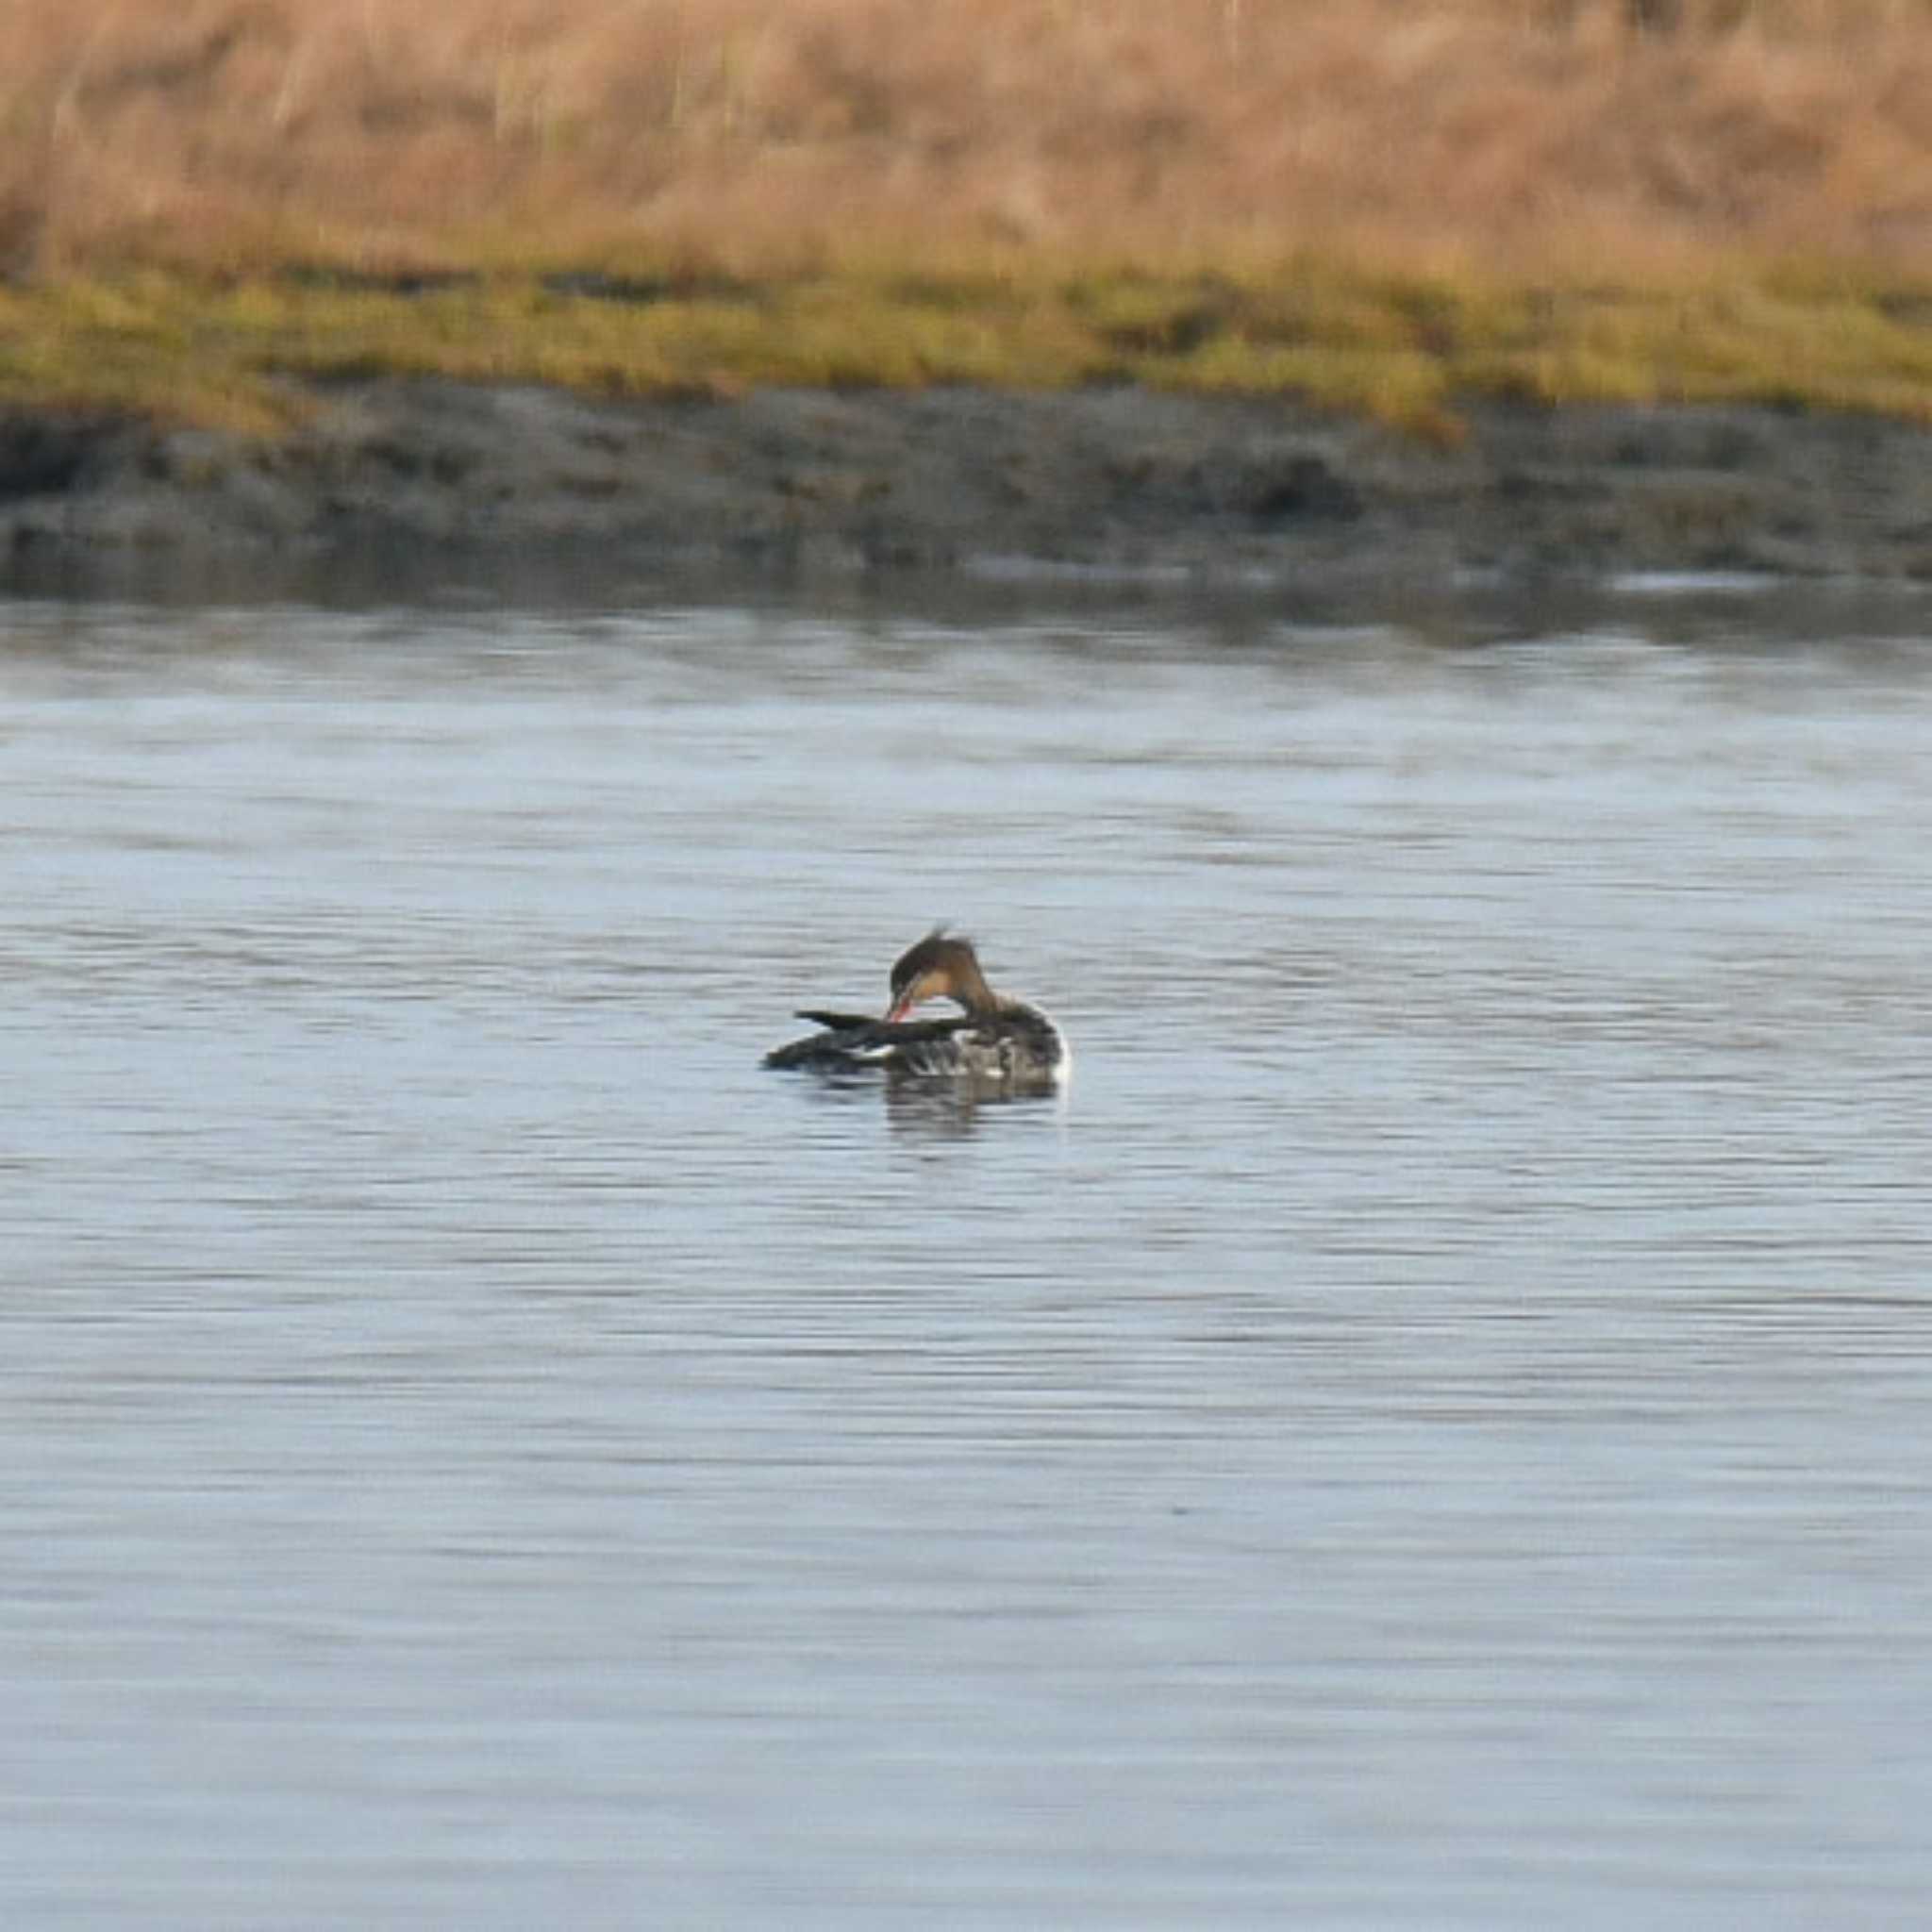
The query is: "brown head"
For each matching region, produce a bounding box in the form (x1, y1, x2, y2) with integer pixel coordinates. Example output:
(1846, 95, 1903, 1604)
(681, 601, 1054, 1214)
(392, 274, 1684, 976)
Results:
(885, 928, 996, 1022)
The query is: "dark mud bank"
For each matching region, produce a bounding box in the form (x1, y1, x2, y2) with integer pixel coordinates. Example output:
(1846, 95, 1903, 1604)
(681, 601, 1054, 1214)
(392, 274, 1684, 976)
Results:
(5, 383, 1932, 586)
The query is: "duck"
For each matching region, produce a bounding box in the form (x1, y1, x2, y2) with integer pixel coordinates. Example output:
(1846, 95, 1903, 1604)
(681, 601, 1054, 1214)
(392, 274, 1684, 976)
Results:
(764, 929, 1069, 1095)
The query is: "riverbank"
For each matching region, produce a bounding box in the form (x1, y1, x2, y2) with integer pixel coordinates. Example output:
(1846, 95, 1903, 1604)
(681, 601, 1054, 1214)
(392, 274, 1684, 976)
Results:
(5, 381, 1930, 587)
(7, 0, 1932, 591)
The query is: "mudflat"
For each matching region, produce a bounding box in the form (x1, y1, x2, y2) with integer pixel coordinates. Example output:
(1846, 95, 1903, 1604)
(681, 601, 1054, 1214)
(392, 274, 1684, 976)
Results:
(4, 384, 1929, 587)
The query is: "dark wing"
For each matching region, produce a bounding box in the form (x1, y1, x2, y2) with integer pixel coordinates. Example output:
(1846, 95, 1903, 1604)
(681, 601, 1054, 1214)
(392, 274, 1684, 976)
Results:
(764, 1013, 969, 1073)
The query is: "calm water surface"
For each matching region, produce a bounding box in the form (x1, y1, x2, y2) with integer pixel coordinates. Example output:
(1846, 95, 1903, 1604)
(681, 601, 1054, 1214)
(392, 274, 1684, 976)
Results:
(4, 581, 1930, 1926)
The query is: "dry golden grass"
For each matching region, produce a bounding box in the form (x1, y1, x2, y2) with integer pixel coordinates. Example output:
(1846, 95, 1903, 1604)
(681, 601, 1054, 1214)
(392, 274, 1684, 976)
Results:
(4, 1, 1932, 427)
(5, 0, 1932, 278)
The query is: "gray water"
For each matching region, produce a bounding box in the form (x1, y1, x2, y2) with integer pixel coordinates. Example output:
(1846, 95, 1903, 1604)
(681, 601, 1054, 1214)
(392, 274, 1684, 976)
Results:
(5, 581, 1931, 1928)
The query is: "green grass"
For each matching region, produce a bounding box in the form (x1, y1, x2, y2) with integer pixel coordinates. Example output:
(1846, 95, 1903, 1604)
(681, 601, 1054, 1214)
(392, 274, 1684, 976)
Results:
(5, 258, 1932, 439)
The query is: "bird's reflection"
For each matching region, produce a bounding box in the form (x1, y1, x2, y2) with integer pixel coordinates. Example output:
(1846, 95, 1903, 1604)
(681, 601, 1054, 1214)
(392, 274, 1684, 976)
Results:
(884, 1074, 1069, 1140)
(787, 1067, 1063, 1140)
(884, 1077, 986, 1140)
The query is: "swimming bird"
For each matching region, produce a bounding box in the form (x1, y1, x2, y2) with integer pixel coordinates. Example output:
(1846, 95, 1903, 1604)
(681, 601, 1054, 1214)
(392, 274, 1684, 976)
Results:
(764, 929, 1069, 1095)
